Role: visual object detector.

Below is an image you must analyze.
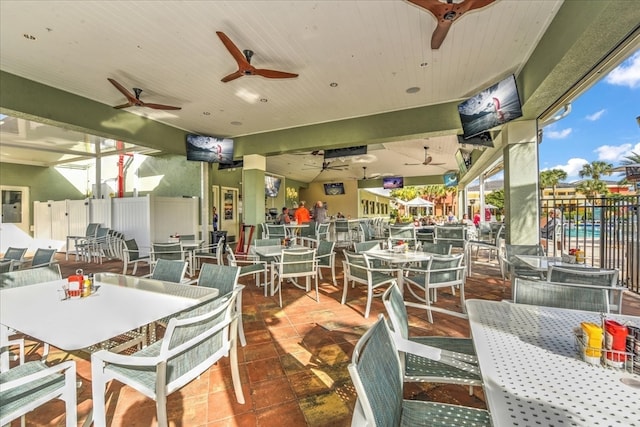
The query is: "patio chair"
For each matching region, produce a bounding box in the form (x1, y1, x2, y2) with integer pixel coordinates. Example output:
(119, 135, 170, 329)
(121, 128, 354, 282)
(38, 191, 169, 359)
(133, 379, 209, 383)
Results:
(91, 288, 244, 427)
(297, 221, 318, 246)
(388, 225, 418, 249)
(359, 221, 378, 242)
(334, 219, 354, 249)
(0, 260, 14, 273)
(403, 254, 466, 323)
(0, 264, 62, 289)
(420, 242, 452, 255)
(0, 247, 27, 271)
(144, 258, 190, 284)
(501, 244, 545, 283)
(150, 243, 188, 274)
(0, 360, 77, 427)
(24, 248, 57, 269)
(341, 250, 400, 318)
(433, 225, 467, 251)
(77, 226, 110, 263)
(196, 263, 246, 346)
(512, 277, 610, 313)
(547, 265, 621, 313)
(316, 240, 337, 286)
(264, 223, 287, 240)
(465, 223, 504, 275)
(122, 238, 151, 275)
(316, 222, 331, 241)
(66, 222, 99, 261)
(177, 234, 195, 241)
(271, 248, 318, 307)
(348, 317, 491, 427)
(382, 282, 481, 389)
(193, 235, 226, 270)
(226, 244, 269, 295)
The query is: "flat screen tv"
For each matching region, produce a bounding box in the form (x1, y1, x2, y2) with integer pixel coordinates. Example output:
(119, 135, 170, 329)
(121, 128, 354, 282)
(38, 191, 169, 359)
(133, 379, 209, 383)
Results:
(455, 149, 471, 175)
(457, 132, 494, 148)
(185, 134, 234, 163)
(383, 176, 404, 189)
(265, 175, 282, 198)
(218, 160, 243, 170)
(443, 172, 458, 188)
(324, 145, 367, 159)
(324, 182, 345, 195)
(626, 166, 640, 182)
(458, 74, 523, 139)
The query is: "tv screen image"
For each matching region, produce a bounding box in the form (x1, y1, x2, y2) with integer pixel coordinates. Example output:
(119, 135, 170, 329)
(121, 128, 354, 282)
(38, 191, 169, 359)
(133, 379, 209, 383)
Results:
(455, 150, 471, 175)
(218, 160, 243, 170)
(324, 145, 367, 159)
(625, 166, 640, 182)
(458, 74, 523, 139)
(443, 172, 458, 187)
(383, 176, 403, 189)
(265, 176, 282, 198)
(457, 132, 494, 148)
(324, 182, 345, 195)
(186, 134, 234, 163)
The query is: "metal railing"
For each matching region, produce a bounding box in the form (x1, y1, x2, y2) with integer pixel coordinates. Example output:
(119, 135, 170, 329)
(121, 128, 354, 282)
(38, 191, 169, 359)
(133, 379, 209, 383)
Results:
(541, 195, 639, 293)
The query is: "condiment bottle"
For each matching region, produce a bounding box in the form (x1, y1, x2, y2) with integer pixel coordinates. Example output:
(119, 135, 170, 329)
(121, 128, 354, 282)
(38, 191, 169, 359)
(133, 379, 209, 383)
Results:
(604, 319, 628, 368)
(581, 322, 602, 364)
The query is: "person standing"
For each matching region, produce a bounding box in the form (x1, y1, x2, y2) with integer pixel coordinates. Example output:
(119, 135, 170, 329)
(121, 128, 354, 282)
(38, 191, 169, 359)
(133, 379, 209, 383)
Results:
(212, 206, 219, 231)
(312, 200, 327, 223)
(277, 207, 291, 225)
(295, 200, 311, 224)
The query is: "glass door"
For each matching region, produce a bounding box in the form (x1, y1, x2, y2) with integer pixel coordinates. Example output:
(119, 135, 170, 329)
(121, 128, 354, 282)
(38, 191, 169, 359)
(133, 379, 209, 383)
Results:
(1, 185, 30, 234)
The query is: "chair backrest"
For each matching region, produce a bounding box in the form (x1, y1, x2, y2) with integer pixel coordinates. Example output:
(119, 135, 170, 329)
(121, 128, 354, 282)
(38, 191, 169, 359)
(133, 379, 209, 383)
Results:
(2, 247, 27, 262)
(215, 235, 226, 265)
(265, 224, 286, 239)
(278, 249, 317, 277)
(513, 277, 610, 312)
(388, 225, 415, 241)
(316, 240, 335, 258)
(360, 222, 376, 241)
(316, 222, 331, 240)
(334, 219, 350, 233)
(547, 266, 618, 287)
(198, 263, 240, 296)
(151, 259, 188, 283)
(427, 254, 465, 285)
(421, 242, 452, 255)
(152, 243, 184, 261)
(225, 244, 238, 266)
(0, 264, 62, 289)
(178, 234, 195, 241)
(433, 226, 466, 248)
(382, 282, 410, 340)
(85, 223, 100, 238)
(254, 238, 282, 247)
(504, 244, 545, 275)
(30, 248, 57, 267)
(0, 260, 12, 273)
(354, 241, 380, 253)
(123, 238, 142, 261)
(343, 250, 369, 282)
(348, 317, 403, 426)
(95, 227, 110, 240)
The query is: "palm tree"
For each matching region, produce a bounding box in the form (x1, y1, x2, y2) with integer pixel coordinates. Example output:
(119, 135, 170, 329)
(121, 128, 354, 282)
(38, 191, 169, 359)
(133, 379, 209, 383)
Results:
(620, 151, 640, 165)
(578, 160, 613, 181)
(540, 169, 567, 197)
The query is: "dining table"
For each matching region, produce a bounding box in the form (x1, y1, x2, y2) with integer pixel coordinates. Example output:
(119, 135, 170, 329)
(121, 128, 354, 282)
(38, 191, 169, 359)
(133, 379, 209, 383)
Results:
(0, 273, 218, 371)
(466, 299, 640, 427)
(364, 247, 432, 293)
(515, 254, 587, 272)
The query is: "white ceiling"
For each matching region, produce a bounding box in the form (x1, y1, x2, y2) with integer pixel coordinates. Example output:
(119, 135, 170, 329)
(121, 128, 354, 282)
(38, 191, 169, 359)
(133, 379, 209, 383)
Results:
(1, 0, 564, 182)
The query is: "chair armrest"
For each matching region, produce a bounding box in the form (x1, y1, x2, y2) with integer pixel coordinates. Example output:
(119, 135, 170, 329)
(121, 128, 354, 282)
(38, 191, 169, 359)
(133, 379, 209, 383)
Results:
(0, 360, 76, 392)
(404, 301, 469, 319)
(393, 334, 480, 375)
(92, 349, 162, 367)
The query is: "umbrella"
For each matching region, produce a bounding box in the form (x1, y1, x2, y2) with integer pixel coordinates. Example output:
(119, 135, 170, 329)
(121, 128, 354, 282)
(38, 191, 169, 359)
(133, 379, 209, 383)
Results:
(401, 197, 434, 207)
(483, 203, 498, 209)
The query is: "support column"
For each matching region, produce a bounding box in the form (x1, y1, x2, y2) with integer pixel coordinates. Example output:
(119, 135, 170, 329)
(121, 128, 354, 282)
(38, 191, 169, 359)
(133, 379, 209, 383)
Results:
(242, 154, 266, 237)
(503, 121, 540, 245)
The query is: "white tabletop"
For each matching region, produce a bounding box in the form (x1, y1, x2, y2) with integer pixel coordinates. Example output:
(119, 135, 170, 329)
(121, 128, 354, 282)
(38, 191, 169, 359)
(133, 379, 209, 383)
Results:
(466, 300, 640, 426)
(0, 274, 217, 354)
(364, 248, 431, 264)
(515, 255, 586, 271)
(253, 245, 306, 258)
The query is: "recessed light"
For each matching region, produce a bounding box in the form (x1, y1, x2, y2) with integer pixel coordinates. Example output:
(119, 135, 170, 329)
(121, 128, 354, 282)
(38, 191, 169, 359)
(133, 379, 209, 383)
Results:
(260, 98, 268, 103)
(420, 62, 428, 67)
(23, 33, 36, 40)
(231, 121, 242, 126)
(329, 82, 338, 87)
(406, 87, 420, 94)
(203, 111, 211, 116)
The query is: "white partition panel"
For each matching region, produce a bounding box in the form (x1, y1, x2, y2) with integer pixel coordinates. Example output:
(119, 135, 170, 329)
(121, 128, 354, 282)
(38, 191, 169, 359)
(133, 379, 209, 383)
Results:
(33, 201, 53, 240)
(65, 199, 90, 254)
(112, 196, 151, 255)
(90, 199, 111, 228)
(50, 200, 68, 243)
(151, 197, 199, 243)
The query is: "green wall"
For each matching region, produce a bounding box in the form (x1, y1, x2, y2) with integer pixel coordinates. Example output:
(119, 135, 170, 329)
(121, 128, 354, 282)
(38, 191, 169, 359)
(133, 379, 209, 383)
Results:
(0, 162, 83, 202)
(136, 154, 201, 197)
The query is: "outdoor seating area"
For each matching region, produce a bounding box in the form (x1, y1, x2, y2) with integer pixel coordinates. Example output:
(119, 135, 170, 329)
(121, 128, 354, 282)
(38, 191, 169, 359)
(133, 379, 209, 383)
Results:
(2, 245, 639, 426)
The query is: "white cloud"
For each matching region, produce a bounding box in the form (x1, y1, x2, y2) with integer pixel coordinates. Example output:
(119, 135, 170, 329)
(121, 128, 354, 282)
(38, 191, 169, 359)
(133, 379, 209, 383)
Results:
(546, 158, 588, 179)
(585, 109, 606, 121)
(605, 50, 640, 89)
(595, 143, 640, 163)
(545, 128, 572, 139)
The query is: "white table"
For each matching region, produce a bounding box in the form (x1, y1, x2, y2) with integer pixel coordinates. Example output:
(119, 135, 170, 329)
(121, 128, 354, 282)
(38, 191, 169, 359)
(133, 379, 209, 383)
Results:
(364, 248, 431, 293)
(0, 273, 218, 370)
(466, 299, 640, 427)
(515, 254, 586, 271)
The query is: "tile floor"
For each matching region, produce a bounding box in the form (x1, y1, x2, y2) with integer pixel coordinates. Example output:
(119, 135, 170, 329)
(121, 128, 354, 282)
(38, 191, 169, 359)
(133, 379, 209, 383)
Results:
(9, 250, 640, 426)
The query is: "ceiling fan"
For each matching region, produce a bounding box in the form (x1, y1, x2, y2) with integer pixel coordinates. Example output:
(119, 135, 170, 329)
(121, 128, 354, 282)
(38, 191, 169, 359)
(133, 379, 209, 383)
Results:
(404, 146, 445, 166)
(407, 0, 496, 49)
(216, 31, 299, 83)
(361, 166, 381, 180)
(107, 78, 181, 110)
(303, 160, 349, 172)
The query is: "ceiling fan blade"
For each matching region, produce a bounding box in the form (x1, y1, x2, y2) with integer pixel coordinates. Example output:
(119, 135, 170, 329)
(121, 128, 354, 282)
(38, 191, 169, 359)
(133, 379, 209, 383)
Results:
(108, 78, 137, 103)
(404, 162, 422, 166)
(431, 20, 453, 49)
(216, 31, 251, 68)
(143, 103, 182, 111)
(253, 68, 299, 79)
(221, 70, 245, 83)
(113, 103, 132, 109)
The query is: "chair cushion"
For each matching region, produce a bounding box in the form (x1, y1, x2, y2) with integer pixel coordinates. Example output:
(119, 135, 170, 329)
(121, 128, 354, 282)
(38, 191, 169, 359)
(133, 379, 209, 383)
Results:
(0, 361, 65, 419)
(400, 399, 491, 426)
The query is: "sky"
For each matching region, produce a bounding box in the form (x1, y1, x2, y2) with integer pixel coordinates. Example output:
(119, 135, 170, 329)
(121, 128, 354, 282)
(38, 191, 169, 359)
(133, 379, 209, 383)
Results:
(539, 49, 640, 182)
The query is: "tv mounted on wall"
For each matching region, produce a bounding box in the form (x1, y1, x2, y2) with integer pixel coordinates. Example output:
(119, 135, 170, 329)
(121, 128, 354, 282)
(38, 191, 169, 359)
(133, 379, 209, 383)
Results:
(218, 160, 243, 170)
(458, 74, 523, 139)
(186, 134, 234, 163)
(457, 132, 494, 148)
(443, 172, 458, 188)
(382, 176, 404, 189)
(324, 182, 345, 195)
(324, 145, 367, 160)
(265, 175, 282, 198)
(455, 149, 471, 175)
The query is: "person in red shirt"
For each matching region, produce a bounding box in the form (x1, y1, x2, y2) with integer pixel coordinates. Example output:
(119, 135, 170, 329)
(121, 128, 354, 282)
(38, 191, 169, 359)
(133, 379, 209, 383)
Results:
(294, 201, 311, 224)
(473, 212, 481, 227)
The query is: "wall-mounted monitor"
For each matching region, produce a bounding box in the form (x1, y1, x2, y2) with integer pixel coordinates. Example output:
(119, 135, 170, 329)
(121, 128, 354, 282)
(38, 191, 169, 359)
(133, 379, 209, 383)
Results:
(457, 132, 494, 148)
(265, 175, 282, 198)
(625, 166, 640, 182)
(382, 176, 404, 189)
(324, 182, 345, 195)
(443, 172, 458, 188)
(455, 149, 471, 175)
(458, 74, 523, 139)
(218, 160, 243, 170)
(324, 145, 367, 159)
(186, 134, 234, 163)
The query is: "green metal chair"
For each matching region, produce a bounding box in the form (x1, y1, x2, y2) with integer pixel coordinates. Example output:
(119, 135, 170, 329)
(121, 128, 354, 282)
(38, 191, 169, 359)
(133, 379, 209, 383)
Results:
(348, 317, 491, 427)
(433, 225, 467, 250)
(0, 264, 61, 289)
(382, 282, 481, 389)
(270, 248, 318, 307)
(420, 242, 452, 255)
(122, 238, 151, 275)
(501, 244, 545, 283)
(316, 240, 336, 286)
(403, 254, 466, 323)
(91, 288, 244, 427)
(547, 265, 621, 313)
(0, 360, 77, 427)
(146, 258, 189, 284)
(226, 244, 269, 295)
(513, 277, 610, 313)
(25, 248, 58, 269)
(341, 250, 400, 318)
(465, 223, 504, 275)
(0, 247, 27, 271)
